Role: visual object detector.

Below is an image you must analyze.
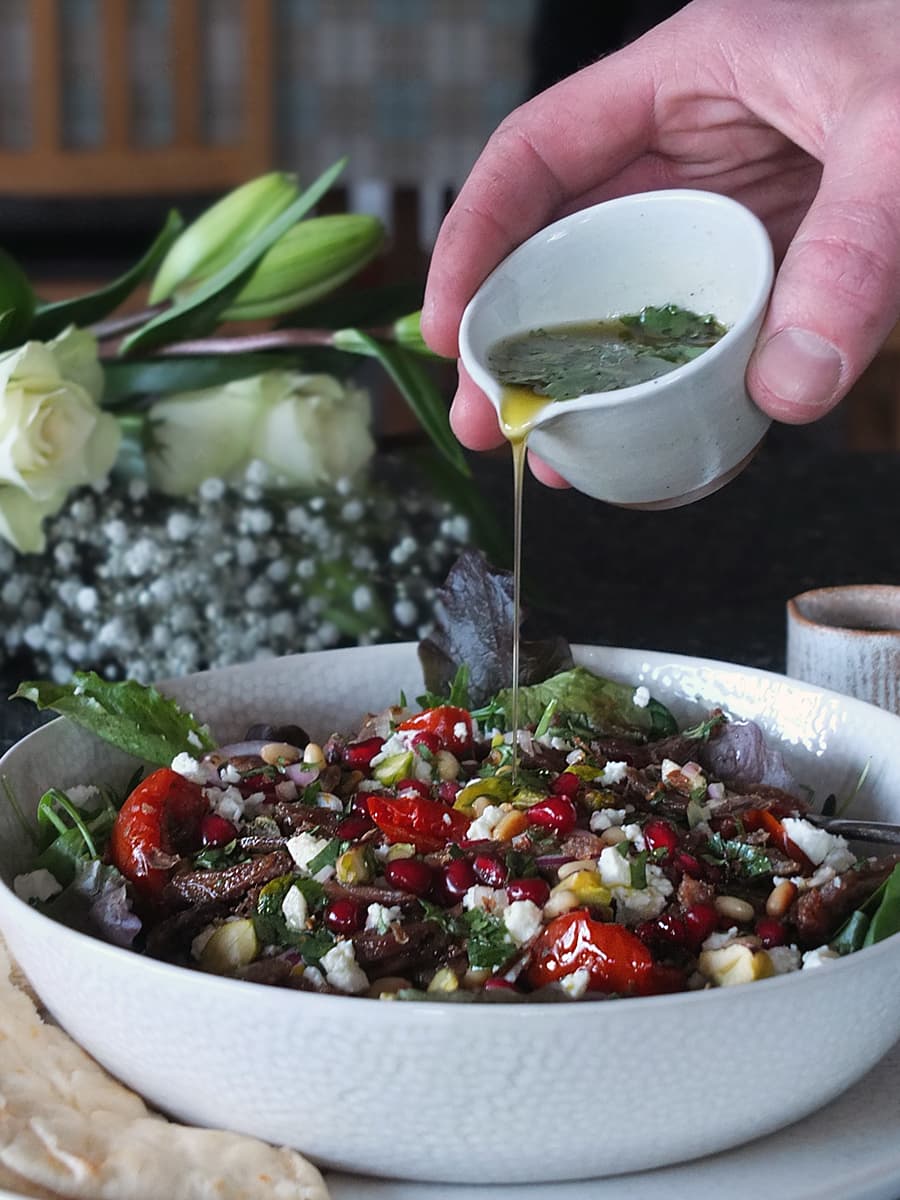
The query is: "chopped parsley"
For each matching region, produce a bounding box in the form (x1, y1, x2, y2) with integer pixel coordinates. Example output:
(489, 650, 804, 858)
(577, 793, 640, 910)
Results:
(705, 832, 773, 877)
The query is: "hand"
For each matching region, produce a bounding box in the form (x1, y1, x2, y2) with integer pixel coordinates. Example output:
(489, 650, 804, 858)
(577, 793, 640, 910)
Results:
(422, 0, 900, 482)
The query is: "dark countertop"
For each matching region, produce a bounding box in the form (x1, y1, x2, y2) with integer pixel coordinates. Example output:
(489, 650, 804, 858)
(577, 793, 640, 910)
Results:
(1, 437, 896, 754)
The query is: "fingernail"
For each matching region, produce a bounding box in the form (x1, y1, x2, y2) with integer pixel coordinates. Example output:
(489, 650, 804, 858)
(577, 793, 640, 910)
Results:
(754, 328, 843, 411)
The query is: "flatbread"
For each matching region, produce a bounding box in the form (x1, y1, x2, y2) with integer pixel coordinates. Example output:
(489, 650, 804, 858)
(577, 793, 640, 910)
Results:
(0, 940, 329, 1200)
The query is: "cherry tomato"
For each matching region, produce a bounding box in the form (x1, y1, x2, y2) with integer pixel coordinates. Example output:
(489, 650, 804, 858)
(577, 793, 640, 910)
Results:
(109, 768, 207, 901)
(527, 910, 683, 996)
(398, 706, 474, 755)
(741, 808, 814, 872)
(366, 792, 471, 853)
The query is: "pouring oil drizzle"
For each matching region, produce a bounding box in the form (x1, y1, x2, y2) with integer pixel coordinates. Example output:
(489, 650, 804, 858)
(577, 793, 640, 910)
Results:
(499, 385, 551, 783)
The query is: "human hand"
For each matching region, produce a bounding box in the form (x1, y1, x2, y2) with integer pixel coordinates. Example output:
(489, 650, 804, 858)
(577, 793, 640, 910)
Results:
(422, 0, 900, 483)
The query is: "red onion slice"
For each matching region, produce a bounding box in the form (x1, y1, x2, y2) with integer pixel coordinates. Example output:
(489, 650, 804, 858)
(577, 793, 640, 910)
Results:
(285, 763, 320, 787)
(213, 741, 270, 759)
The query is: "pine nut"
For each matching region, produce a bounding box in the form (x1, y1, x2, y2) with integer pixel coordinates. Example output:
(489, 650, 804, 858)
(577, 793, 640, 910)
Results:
(260, 741, 301, 765)
(302, 742, 326, 768)
(493, 810, 529, 841)
(714, 895, 755, 923)
(766, 879, 798, 918)
(558, 858, 599, 881)
(601, 826, 628, 846)
(544, 888, 580, 919)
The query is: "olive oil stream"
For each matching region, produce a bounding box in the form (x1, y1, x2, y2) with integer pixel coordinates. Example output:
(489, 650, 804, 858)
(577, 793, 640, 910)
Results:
(499, 385, 552, 783)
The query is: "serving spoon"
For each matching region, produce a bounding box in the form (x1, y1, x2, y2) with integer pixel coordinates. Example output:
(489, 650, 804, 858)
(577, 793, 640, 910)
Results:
(807, 813, 900, 847)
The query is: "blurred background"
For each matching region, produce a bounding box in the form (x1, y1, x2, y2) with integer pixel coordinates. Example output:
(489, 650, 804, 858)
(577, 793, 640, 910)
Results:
(0, 0, 896, 443)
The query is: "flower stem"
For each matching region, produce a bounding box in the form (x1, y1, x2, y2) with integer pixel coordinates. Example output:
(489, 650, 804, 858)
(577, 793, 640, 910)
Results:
(91, 304, 170, 340)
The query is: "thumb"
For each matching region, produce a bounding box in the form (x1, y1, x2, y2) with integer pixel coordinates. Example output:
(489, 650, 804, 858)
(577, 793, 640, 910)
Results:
(747, 91, 900, 424)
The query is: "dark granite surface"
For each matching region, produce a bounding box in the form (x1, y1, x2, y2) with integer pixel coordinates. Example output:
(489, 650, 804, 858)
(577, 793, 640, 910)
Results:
(1, 438, 897, 754)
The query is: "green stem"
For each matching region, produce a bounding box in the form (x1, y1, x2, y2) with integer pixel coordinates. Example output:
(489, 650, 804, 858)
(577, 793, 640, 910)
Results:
(91, 303, 170, 340)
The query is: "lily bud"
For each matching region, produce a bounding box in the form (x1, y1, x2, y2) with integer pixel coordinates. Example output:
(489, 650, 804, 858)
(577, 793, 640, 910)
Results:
(391, 310, 438, 357)
(223, 214, 385, 320)
(149, 172, 300, 303)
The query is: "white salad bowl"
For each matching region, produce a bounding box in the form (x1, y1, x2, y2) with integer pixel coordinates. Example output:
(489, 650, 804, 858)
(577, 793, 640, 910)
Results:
(458, 189, 774, 509)
(2, 642, 900, 1185)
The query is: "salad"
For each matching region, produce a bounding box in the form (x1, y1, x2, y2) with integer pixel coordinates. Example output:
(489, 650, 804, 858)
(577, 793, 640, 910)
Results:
(8, 554, 900, 1002)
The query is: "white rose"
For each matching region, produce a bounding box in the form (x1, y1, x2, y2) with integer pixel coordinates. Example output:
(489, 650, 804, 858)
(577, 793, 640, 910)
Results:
(146, 370, 374, 496)
(0, 327, 120, 553)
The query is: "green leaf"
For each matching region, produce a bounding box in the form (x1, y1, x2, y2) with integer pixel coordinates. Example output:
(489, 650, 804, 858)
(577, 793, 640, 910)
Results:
(101, 353, 289, 406)
(0, 250, 36, 346)
(682, 711, 728, 741)
(12, 672, 215, 765)
(495, 666, 677, 741)
(705, 832, 773, 877)
(33, 791, 118, 886)
(833, 910, 870, 956)
(462, 908, 514, 972)
(254, 874, 327, 949)
(278, 281, 424, 330)
(306, 837, 345, 877)
(120, 159, 346, 356)
(30, 211, 184, 342)
(863, 864, 900, 946)
(192, 839, 248, 870)
(332, 331, 469, 476)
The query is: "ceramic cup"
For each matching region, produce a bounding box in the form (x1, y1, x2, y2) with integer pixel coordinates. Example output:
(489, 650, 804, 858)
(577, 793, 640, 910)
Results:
(786, 585, 900, 714)
(458, 189, 774, 509)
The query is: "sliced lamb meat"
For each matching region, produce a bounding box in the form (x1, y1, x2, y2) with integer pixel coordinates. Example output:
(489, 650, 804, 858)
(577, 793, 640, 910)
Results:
(272, 802, 346, 837)
(323, 880, 422, 910)
(166, 850, 294, 906)
(790, 856, 900, 946)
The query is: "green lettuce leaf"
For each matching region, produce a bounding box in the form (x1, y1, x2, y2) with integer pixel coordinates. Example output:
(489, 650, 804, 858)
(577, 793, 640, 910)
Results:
(11, 672, 214, 765)
(495, 666, 677, 740)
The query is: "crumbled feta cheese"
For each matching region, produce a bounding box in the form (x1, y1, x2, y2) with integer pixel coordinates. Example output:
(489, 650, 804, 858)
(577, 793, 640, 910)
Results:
(632, 686, 650, 709)
(13, 868, 62, 904)
(275, 779, 298, 802)
(463, 885, 509, 914)
(589, 807, 628, 833)
(600, 761, 628, 786)
(597, 845, 632, 888)
(802, 945, 841, 970)
(187, 729, 204, 750)
(281, 885, 309, 933)
(565, 749, 586, 765)
(453, 721, 468, 742)
(190, 924, 217, 961)
(503, 899, 543, 945)
(660, 759, 682, 784)
(219, 763, 242, 785)
(466, 804, 505, 842)
(622, 822, 647, 851)
(782, 818, 855, 871)
(549, 736, 571, 752)
(65, 784, 100, 809)
(702, 926, 739, 951)
(286, 832, 331, 875)
(610, 865, 674, 925)
(766, 945, 802, 975)
(366, 902, 402, 933)
(357, 778, 384, 792)
(207, 785, 245, 824)
(559, 966, 591, 999)
(171, 752, 215, 784)
(370, 730, 413, 767)
(321, 941, 369, 993)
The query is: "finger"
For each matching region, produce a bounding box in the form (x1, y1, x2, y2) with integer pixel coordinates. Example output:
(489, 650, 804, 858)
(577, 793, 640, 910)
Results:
(527, 451, 571, 489)
(747, 91, 900, 423)
(421, 50, 657, 357)
(448, 361, 505, 451)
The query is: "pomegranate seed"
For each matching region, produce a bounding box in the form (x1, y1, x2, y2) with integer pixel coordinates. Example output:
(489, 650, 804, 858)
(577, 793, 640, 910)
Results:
(442, 858, 477, 900)
(506, 877, 550, 906)
(397, 777, 431, 801)
(350, 793, 371, 816)
(324, 899, 364, 934)
(551, 772, 580, 798)
(675, 851, 705, 879)
(337, 814, 373, 841)
(483, 977, 518, 992)
(342, 737, 384, 770)
(437, 780, 461, 805)
(412, 730, 441, 756)
(384, 858, 433, 897)
(473, 854, 508, 888)
(527, 796, 577, 836)
(643, 819, 679, 856)
(200, 813, 238, 847)
(683, 903, 718, 949)
(635, 913, 687, 948)
(756, 917, 787, 948)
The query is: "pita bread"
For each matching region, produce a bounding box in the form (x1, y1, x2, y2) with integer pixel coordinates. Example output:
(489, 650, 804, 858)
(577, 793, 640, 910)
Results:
(0, 940, 330, 1200)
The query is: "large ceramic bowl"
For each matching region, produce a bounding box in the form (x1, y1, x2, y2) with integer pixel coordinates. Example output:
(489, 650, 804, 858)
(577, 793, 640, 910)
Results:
(2, 643, 900, 1185)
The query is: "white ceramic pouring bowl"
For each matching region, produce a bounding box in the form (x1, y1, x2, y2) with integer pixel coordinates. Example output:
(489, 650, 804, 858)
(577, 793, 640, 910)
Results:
(2, 643, 900, 1184)
(458, 189, 774, 508)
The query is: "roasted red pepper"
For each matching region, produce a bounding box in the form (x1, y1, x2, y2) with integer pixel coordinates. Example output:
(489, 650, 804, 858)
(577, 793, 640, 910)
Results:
(742, 808, 814, 872)
(109, 767, 207, 901)
(398, 706, 474, 756)
(527, 910, 684, 996)
(366, 792, 471, 853)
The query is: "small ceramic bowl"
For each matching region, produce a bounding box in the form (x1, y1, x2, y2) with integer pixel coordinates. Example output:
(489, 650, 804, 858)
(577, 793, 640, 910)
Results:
(458, 189, 774, 508)
(787, 585, 900, 714)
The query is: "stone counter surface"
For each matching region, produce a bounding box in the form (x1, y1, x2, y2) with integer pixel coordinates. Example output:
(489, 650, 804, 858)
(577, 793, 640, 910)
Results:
(0, 442, 896, 755)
